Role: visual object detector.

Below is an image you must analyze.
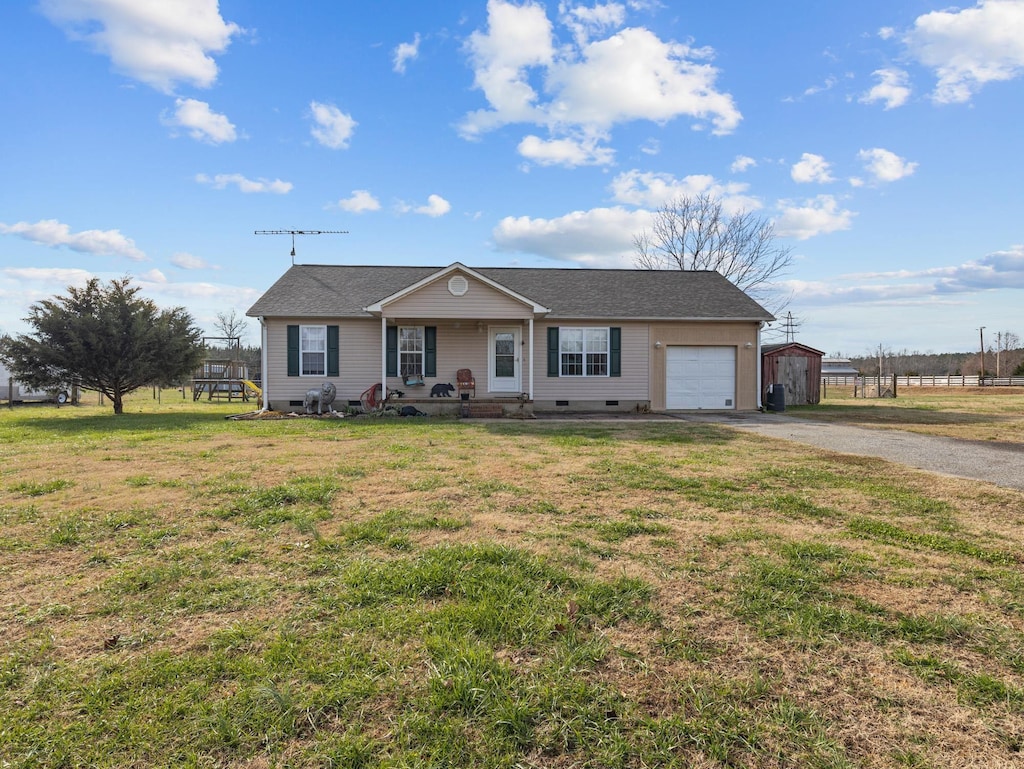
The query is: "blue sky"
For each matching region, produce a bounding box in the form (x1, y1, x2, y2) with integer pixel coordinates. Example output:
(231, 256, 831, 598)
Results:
(1, 0, 1022, 356)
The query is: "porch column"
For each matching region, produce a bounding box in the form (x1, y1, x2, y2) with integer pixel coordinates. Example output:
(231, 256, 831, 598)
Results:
(259, 316, 268, 412)
(528, 317, 534, 399)
(381, 316, 387, 396)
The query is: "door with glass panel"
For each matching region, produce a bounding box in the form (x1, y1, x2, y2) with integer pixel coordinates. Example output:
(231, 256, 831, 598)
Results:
(489, 327, 520, 392)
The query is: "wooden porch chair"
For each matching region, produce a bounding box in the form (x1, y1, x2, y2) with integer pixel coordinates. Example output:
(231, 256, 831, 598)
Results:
(456, 368, 476, 398)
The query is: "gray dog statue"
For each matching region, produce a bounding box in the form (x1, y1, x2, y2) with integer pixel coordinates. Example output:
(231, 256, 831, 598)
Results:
(304, 381, 337, 415)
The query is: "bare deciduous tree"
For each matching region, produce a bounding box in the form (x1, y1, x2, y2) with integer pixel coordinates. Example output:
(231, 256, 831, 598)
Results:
(633, 193, 793, 312)
(994, 330, 1021, 376)
(213, 309, 248, 341)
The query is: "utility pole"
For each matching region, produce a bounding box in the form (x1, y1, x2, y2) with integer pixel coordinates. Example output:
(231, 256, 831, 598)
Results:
(978, 326, 986, 385)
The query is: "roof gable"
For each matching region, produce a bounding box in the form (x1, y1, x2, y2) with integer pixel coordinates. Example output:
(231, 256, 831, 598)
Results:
(364, 263, 549, 314)
(762, 342, 824, 356)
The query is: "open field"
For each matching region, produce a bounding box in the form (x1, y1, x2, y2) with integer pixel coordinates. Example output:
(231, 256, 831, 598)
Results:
(2, 394, 1023, 767)
(805, 387, 1024, 445)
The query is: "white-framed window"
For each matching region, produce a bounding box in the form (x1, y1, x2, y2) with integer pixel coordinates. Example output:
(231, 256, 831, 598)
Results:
(399, 326, 424, 377)
(560, 327, 609, 377)
(300, 325, 327, 376)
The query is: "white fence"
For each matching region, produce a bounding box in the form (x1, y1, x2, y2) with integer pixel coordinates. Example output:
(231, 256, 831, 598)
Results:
(823, 375, 1024, 387)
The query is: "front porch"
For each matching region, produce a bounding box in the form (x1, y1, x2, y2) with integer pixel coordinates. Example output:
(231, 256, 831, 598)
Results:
(377, 318, 536, 406)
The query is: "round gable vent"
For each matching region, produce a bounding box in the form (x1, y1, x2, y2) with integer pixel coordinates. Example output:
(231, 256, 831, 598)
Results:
(448, 275, 469, 296)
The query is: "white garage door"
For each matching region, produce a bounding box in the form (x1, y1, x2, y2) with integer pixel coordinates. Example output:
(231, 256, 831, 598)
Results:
(666, 346, 736, 410)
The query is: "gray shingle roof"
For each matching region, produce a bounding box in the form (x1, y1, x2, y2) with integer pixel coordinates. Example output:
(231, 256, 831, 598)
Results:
(246, 264, 774, 321)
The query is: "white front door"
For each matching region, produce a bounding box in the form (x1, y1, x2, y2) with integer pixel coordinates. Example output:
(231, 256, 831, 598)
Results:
(489, 327, 521, 392)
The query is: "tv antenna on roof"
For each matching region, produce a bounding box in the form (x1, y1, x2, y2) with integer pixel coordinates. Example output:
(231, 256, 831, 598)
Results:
(254, 229, 348, 264)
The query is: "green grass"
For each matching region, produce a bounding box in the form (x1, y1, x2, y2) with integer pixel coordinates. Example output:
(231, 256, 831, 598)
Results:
(1, 392, 1022, 767)
(847, 517, 1018, 565)
(7, 478, 75, 496)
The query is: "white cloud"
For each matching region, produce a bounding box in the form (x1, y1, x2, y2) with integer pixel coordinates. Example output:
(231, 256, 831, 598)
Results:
(859, 68, 911, 110)
(136, 277, 261, 304)
(415, 194, 452, 217)
(791, 153, 835, 184)
(309, 101, 357, 149)
(517, 134, 615, 166)
(546, 27, 741, 133)
(130, 277, 264, 335)
(802, 76, 837, 97)
(784, 244, 1024, 306)
(640, 138, 660, 155)
(3, 266, 94, 285)
(731, 155, 756, 173)
(876, 245, 1024, 292)
(39, 0, 241, 93)
(170, 252, 213, 270)
(460, 0, 555, 138)
(0, 266, 262, 339)
(609, 170, 760, 213)
(878, 26, 896, 40)
(775, 195, 855, 240)
(904, 0, 1024, 104)
(195, 173, 292, 194)
(393, 33, 421, 74)
(559, 1, 626, 45)
(0, 218, 146, 261)
(141, 268, 167, 283)
(857, 148, 918, 183)
(459, 0, 740, 164)
(163, 98, 237, 143)
(493, 206, 652, 267)
(335, 190, 381, 213)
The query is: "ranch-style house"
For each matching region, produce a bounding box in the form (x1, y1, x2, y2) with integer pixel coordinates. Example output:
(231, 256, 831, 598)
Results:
(246, 263, 775, 415)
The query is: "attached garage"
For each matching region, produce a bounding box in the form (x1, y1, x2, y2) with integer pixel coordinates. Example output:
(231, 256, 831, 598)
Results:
(666, 346, 736, 410)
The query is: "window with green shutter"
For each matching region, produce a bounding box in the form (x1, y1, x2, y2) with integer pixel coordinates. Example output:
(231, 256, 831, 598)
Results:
(549, 326, 619, 377)
(288, 324, 338, 377)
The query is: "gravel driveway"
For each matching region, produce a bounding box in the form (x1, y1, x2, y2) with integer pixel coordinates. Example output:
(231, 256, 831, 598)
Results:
(677, 412, 1024, 491)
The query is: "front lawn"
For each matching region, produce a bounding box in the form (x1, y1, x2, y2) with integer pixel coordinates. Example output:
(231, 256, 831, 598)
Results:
(1, 396, 1022, 767)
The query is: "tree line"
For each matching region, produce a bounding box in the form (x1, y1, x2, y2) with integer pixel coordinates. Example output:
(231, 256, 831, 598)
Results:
(845, 341, 1024, 378)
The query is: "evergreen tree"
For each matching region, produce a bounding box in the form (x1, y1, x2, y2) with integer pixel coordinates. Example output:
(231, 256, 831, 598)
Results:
(0, 277, 204, 414)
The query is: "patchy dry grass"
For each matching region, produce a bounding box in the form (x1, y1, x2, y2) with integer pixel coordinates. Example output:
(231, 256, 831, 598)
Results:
(805, 386, 1024, 444)
(1, 393, 1022, 767)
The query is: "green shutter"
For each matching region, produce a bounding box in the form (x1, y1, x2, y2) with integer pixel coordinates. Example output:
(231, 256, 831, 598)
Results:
(424, 326, 437, 378)
(547, 327, 559, 377)
(327, 325, 339, 377)
(287, 325, 299, 377)
(610, 327, 621, 377)
(386, 326, 398, 377)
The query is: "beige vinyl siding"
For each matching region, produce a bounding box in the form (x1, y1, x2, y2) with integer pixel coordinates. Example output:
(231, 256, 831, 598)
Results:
(386, 321, 494, 393)
(648, 321, 761, 410)
(263, 318, 382, 408)
(383, 274, 533, 319)
(532, 322, 650, 401)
